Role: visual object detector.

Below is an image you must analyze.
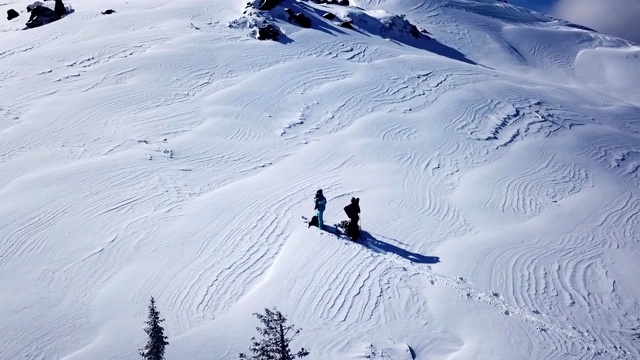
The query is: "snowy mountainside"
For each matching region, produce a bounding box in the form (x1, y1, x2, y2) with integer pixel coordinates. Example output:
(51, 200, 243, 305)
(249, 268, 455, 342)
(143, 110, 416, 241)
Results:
(0, 0, 639, 359)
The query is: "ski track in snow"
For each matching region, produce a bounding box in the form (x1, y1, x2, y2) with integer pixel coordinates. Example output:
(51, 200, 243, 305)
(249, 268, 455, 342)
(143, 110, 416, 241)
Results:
(295, 225, 632, 359)
(0, 0, 639, 359)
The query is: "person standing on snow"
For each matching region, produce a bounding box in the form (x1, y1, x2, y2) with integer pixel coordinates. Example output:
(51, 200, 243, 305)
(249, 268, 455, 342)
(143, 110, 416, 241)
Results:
(314, 189, 327, 230)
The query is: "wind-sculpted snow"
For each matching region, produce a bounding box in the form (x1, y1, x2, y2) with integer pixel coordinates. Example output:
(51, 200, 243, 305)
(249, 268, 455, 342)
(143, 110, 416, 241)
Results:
(0, 0, 639, 359)
(475, 190, 640, 359)
(480, 152, 589, 220)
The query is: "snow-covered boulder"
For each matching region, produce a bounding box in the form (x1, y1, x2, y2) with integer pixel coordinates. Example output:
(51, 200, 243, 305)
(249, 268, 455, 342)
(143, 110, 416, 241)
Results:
(257, 23, 280, 40)
(258, 0, 283, 11)
(344, 9, 426, 39)
(26, 3, 60, 28)
(25, 0, 69, 28)
(285, 9, 311, 28)
(315, 0, 349, 5)
(54, 0, 66, 17)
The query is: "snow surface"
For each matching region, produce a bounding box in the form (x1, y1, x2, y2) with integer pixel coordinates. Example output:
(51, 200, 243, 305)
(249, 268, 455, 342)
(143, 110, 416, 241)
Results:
(1, 0, 639, 359)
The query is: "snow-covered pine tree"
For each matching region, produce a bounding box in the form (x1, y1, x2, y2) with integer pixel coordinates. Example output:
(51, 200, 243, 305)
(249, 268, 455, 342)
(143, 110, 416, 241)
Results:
(239, 307, 309, 360)
(139, 296, 169, 360)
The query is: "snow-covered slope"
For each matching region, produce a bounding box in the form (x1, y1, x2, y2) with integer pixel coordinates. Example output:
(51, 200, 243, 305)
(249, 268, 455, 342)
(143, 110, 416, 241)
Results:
(1, 0, 639, 359)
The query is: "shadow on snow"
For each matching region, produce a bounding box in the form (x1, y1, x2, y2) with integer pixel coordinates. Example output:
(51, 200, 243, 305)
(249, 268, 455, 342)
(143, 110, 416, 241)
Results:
(358, 230, 440, 264)
(322, 224, 440, 264)
(279, 0, 477, 66)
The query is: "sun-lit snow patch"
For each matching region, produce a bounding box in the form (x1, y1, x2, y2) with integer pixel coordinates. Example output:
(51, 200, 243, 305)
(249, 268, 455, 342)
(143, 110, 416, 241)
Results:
(339, 7, 428, 40)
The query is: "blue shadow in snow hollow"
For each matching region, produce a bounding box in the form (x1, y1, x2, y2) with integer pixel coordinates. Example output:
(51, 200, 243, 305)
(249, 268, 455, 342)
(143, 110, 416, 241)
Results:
(357, 230, 440, 264)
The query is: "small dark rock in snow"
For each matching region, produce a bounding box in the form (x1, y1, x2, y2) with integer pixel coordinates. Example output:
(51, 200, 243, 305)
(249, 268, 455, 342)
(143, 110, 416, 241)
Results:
(408, 24, 421, 38)
(102, 9, 116, 15)
(257, 23, 279, 40)
(322, 12, 336, 20)
(7, 9, 19, 20)
(339, 20, 352, 29)
(408, 344, 417, 360)
(291, 13, 311, 28)
(316, 0, 349, 5)
(258, 0, 282, 11)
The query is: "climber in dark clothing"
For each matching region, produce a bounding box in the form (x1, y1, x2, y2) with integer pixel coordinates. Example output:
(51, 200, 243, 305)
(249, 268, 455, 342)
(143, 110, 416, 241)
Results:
(344, 197, 360, 225)
(343, 197, 360, 240)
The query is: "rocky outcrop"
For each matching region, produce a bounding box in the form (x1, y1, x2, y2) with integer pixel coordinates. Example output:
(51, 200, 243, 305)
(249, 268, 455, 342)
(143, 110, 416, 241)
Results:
(25, 0, 67, 28)
(257, 23, 280, 40)
(54, 0, 66, 17)
(26, 3, 60, 28)
(339, 20, 353, 29)
(315, 0, 349, 5)
(258, 0, 283, 10)
(322, 12, 336, 20)
(285, 9, 311, 28)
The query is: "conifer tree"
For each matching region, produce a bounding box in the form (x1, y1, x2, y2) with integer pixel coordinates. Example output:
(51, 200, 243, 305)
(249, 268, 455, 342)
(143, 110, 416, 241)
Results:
(139, 296, 169, 360)
(239, 307, 309, 360)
